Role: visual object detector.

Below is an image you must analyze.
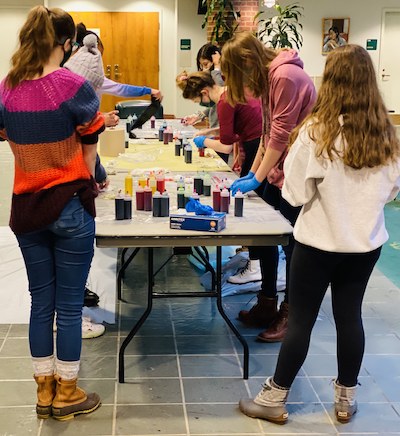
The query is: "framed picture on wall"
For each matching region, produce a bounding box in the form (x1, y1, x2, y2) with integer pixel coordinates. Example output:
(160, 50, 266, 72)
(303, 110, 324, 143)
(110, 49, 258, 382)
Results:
(322, 18, 350, 54)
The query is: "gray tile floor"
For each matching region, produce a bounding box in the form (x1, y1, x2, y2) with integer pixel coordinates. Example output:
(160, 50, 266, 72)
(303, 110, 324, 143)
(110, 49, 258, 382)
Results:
(1, 147, 400, 434)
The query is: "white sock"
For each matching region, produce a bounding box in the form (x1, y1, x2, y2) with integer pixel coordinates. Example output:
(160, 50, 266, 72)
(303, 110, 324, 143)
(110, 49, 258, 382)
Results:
(32, 355, 55, 376)
(55, 358, 80, 380)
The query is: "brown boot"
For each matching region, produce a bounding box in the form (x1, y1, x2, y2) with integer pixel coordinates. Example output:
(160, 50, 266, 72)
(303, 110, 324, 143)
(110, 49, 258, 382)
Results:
(257, 302, 289, 342)
(238, 295, 278, 328)
(34, 374, 56, 419)
(51, 375, 101, 421)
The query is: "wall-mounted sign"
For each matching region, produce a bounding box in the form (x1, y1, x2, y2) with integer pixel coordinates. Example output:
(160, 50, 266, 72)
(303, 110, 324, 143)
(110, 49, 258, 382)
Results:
(180, 39, 191, 51)
(366, 39, 377, 50)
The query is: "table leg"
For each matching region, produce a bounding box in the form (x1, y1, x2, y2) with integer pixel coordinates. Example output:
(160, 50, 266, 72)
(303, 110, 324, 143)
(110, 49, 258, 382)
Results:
(118, 247, 154, 383)
(215, 246, 249, 379)
(117, 248, 141, 300)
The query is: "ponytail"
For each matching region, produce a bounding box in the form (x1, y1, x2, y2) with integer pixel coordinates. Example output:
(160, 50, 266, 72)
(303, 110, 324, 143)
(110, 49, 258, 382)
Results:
(176, 70, 215, 100)
(6, 6, 75, 88)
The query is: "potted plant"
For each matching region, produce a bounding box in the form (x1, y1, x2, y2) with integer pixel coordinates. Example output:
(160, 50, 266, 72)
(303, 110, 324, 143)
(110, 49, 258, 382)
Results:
(201, 0, 240, 45)
(255, 2, 304, 49)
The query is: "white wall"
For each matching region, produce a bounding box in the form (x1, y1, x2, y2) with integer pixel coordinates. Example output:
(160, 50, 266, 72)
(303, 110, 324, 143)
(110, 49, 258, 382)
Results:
(1, 0, 399, 116)
(176, 0, 207, 118)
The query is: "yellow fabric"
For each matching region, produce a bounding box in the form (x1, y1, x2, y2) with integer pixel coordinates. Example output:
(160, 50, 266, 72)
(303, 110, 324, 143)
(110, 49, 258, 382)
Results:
(99, 140, 231, 173)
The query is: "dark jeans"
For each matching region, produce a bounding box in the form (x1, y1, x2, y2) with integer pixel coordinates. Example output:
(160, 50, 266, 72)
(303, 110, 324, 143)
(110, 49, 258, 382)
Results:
(249, 182, 301, 302)
(274, 242, 381, 388)
(16, 196, 95, 361)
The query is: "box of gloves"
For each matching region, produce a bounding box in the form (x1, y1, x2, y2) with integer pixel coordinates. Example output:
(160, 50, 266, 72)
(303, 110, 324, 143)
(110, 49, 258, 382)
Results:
(170, 211, 226, 232)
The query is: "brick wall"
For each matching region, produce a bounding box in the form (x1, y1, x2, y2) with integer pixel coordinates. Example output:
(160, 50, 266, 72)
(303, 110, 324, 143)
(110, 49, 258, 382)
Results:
(206, 0, 259, 45)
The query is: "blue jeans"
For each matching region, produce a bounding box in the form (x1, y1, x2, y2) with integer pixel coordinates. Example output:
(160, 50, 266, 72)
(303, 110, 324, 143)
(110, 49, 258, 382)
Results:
(16, 196, 95, 361)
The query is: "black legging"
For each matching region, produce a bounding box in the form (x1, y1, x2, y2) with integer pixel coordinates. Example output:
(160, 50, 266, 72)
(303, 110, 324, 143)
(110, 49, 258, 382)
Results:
(249, 183, 301, 303)
(274, 242, 381, 388)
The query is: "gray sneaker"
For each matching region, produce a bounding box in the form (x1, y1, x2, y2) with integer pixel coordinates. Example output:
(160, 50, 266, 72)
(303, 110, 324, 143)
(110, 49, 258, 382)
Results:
(239, 377, 289, 424)
(334, 380, 357, 423)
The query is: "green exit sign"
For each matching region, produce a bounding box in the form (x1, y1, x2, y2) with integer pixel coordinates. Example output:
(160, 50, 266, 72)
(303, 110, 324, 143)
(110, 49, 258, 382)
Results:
(366, 39, 377, 50)
(180, 39, 191, 50)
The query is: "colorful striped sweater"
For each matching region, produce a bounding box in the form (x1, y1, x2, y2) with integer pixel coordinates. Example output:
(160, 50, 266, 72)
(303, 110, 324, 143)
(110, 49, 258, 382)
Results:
(0, 68, 105, 234)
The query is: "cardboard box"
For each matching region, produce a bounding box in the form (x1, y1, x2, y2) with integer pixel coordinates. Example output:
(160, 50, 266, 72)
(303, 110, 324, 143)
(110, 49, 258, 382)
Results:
(99, 128, 125, 157)
(170, 212, 226, 232)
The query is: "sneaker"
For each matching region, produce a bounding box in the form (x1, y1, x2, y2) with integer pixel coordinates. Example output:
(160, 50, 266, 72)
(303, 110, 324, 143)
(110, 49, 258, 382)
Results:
(82, 316, 105, 339)
(228, 259, 261, 284)
(84, 287, 100, 307)
(54, 316, 106, 339)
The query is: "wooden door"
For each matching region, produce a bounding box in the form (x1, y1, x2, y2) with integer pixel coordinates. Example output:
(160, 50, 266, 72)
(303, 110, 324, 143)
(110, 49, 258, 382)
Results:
(68, 11, 159, 112)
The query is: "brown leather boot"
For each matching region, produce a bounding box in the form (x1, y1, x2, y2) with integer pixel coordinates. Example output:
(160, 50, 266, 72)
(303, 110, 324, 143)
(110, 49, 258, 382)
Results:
(257, 302, 289, 342)
(238, 295, 278, 328)
(34, 374, 56, 419)
(51, 375, 101, 421)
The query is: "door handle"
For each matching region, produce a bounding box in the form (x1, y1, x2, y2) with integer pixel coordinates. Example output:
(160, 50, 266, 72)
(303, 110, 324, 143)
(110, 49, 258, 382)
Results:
(105, 65, 111, 79)
(114, 64, 121, 80)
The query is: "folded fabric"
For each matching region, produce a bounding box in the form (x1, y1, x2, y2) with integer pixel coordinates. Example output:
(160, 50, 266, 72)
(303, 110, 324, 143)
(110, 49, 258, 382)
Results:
(185, 198, 214, 215)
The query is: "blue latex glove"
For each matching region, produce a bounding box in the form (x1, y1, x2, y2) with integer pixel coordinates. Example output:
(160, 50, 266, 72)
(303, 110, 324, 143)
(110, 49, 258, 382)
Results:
(231, 175, 261, 196)
(185, 198, 214, 215)
(193, 136, 207, 149)
(230, 171, 255, 194)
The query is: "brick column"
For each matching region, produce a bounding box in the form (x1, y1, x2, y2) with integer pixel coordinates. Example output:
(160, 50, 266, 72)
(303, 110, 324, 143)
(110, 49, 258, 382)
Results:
(206, 0, 260, 45)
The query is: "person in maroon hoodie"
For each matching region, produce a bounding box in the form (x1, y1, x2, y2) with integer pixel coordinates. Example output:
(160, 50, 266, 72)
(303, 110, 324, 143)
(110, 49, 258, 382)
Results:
(223, 32, 316, 342)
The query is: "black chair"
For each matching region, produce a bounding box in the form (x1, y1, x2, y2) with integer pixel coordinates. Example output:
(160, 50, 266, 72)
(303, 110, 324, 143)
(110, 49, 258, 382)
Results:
(115, 99, 163, 120)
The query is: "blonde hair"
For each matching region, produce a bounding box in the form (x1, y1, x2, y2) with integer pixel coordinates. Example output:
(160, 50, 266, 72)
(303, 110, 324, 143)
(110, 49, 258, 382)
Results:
(290, 44, 399, 169)
(221, 31, 277, 106)
(176, 70, 215, 100)
(6, 6, 75, 88)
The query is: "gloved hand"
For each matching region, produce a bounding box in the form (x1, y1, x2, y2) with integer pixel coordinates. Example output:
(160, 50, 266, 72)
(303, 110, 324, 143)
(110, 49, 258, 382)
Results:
(231, 174, 262, 196)
(239, 171, 255, 181)
(193, 136, 207, 149)
(231, 172, 253, 193)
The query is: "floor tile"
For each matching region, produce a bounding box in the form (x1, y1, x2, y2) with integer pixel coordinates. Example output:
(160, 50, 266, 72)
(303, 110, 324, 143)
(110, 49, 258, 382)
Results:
(124, 355, 179, 378)
(40, 404, 114, 435)
(0, 337, 30, 357)
(124, 336, 176, 355)
(183, 377, 248, 403)
(0, 406, 40, 436)
(79, 355, 117, 379)
(179, 355, 242, 378)
(186, 403, 262, 434)
(259, 403, 335, 433)
(329, 402, 400, 432)
(116, 404, 186, 435)
(176, 335, 235, 354)
(0, 357, 33, 379)
(117, 378, 182, 404)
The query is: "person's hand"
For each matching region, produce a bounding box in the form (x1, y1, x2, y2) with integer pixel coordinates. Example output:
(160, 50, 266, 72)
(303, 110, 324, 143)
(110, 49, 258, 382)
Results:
(151, 89, 163, 101)
(103, 110, 120, 127)
(231, 174, 261, 196)
(97, 177, 110, 191)
(193, 136, 207, 149)
(212, 52, 221, 69)
(182, 114, 200, 125)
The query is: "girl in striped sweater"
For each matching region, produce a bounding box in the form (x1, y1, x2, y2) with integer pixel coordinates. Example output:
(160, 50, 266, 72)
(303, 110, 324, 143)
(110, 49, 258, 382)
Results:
(0, 6, 104, 421)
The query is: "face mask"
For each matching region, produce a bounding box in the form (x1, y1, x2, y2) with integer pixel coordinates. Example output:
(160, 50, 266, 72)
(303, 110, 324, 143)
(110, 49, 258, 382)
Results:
(60, 46, 73, 67)
(199, 94, 215, 108)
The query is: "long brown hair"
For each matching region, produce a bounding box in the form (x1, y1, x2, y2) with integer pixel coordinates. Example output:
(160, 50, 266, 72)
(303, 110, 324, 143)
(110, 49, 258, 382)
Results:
(6, 6, 75, 88)
(290, 44, 399, 169)
(221, 31, 277, 106)
(176, 70, 215, 100)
